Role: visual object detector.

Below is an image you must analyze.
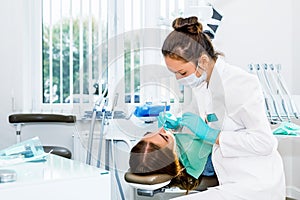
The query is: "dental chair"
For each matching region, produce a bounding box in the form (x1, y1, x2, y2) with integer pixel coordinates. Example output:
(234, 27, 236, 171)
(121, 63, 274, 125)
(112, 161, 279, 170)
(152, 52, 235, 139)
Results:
(8, 113, 76, 159)
(124, 171, 219, 197)
(125, 172, 173, 196)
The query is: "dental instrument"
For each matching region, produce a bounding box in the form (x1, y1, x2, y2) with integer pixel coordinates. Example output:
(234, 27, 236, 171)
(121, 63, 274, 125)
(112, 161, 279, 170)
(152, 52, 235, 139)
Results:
(262, 64, 290, 122)
(249, 63, 299, 124)
(273, 64, 299, 119)
(255, 64, 282, 122)
(264, 64, 291, 122)
(85, 86, 128, 199)
(249, 64, 272, 120)
(162, 101, 167, 127)
(111, 139, 125, 200)
(86, 86, 108, 165)
(96, 97, 109, 168)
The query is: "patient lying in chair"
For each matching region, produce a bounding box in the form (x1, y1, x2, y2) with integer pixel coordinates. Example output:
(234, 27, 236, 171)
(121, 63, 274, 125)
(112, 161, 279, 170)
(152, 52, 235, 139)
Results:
(127, 128, 218, 194)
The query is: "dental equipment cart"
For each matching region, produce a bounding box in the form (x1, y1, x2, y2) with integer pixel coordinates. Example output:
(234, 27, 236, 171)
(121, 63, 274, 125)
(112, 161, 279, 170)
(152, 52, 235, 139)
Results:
(0, 154, 111, 200)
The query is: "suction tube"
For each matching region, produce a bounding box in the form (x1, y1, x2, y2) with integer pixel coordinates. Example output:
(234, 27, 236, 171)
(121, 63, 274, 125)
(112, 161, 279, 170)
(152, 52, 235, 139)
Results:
(86, 86, 108, 165)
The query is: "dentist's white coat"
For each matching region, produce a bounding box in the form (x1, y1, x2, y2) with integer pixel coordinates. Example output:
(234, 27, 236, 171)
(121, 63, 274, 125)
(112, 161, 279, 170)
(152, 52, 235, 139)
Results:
(174, 57, 286, 200)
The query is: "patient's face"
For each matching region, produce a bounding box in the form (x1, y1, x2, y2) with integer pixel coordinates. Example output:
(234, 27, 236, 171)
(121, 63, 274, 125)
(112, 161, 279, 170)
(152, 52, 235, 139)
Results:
(142, 128, 175, 150)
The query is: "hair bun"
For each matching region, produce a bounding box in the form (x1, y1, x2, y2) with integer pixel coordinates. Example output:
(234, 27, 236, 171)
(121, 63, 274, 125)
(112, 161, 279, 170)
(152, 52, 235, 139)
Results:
(172, 16, 203, 34)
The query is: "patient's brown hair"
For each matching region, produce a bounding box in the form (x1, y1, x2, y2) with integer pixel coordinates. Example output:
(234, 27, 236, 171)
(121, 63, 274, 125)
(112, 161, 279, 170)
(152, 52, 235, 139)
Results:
(129, 139, 201, 194)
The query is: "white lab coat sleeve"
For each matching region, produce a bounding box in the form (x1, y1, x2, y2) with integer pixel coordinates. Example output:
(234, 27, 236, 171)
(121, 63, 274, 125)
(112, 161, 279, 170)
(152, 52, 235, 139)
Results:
(218, 77, 277, 158)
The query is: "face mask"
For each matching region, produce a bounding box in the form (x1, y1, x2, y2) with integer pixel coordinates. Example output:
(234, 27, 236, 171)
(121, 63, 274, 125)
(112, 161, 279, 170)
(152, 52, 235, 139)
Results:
(177, 65, 207, 88)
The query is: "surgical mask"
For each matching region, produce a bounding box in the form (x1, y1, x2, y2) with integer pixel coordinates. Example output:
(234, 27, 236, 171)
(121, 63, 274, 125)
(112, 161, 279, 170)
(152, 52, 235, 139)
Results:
(177, 64, 207, 88)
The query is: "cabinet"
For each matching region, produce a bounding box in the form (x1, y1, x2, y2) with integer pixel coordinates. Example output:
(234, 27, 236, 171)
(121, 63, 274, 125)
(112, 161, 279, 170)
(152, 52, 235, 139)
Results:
(0, 155, 111, 200)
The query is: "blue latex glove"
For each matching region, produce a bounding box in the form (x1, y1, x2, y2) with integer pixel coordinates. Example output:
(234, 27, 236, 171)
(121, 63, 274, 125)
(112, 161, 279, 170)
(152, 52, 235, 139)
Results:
(157, 111, 181, 130)
(181, 112, 220, 144)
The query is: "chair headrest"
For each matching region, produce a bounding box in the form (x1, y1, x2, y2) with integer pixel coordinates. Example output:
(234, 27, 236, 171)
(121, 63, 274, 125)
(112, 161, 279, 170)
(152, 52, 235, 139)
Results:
(124, 172, 173, 190)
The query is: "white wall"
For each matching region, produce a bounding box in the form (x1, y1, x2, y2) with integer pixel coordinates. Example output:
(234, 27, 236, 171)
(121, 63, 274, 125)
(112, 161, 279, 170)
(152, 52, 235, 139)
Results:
(292, 0, 300, 94)
(290, 1, 300, 196)
(212, 0, 295, 93)
(0, 0, 25, 149)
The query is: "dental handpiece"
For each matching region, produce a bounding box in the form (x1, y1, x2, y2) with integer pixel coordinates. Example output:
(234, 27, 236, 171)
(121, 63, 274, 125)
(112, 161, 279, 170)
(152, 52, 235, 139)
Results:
(162, 101, 167, 127)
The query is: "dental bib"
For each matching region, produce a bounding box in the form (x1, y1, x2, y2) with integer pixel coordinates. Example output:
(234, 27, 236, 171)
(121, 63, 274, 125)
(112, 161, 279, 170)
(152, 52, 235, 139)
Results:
(174, 133, 212, 179)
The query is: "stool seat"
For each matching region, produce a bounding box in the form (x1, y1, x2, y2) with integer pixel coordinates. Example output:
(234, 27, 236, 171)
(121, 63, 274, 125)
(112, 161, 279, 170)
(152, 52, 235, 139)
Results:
(43, 146, 72, 159)
(196, 175, 219, 191)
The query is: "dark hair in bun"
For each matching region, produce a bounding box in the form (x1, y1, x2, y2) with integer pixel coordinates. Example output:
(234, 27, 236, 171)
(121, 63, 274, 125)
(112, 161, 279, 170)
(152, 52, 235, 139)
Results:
(162, 16, 222, 63)
(172, 16, 203, 35)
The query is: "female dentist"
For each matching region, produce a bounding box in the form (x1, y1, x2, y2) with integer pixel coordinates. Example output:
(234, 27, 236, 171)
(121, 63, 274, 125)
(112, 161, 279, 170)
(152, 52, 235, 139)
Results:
(161, 16, 286, 200)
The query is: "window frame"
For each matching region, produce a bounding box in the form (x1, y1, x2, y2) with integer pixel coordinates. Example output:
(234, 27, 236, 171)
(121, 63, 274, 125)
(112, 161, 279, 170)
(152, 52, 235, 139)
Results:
(26, 0, 189, 115)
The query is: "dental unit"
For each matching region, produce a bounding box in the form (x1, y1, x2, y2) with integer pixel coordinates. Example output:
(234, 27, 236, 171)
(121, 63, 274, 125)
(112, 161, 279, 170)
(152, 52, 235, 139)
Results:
(249, 63, 299, 124)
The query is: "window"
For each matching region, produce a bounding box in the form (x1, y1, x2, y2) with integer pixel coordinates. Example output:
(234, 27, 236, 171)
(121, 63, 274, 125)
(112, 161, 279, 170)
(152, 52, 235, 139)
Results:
(42, 0, 108, 107)
(33, 0, 205, 115)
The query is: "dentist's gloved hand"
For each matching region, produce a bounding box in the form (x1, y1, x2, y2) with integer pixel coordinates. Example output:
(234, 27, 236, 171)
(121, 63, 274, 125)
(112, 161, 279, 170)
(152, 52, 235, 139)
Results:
(181, 112, 220, 144)
(157, 111, 181, 130)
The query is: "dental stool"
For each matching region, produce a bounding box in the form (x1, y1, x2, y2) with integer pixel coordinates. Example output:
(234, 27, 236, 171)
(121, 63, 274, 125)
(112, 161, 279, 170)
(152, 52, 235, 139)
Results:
(196, 175, 219, 191)
(125, 172, 219, 197)
(8, 113, 76, 159)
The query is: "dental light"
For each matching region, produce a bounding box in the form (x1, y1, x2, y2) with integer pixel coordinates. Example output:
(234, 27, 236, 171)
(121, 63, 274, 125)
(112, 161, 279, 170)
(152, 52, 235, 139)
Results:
(184, 0, 223, 39)
(158, 1, 222, 40)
